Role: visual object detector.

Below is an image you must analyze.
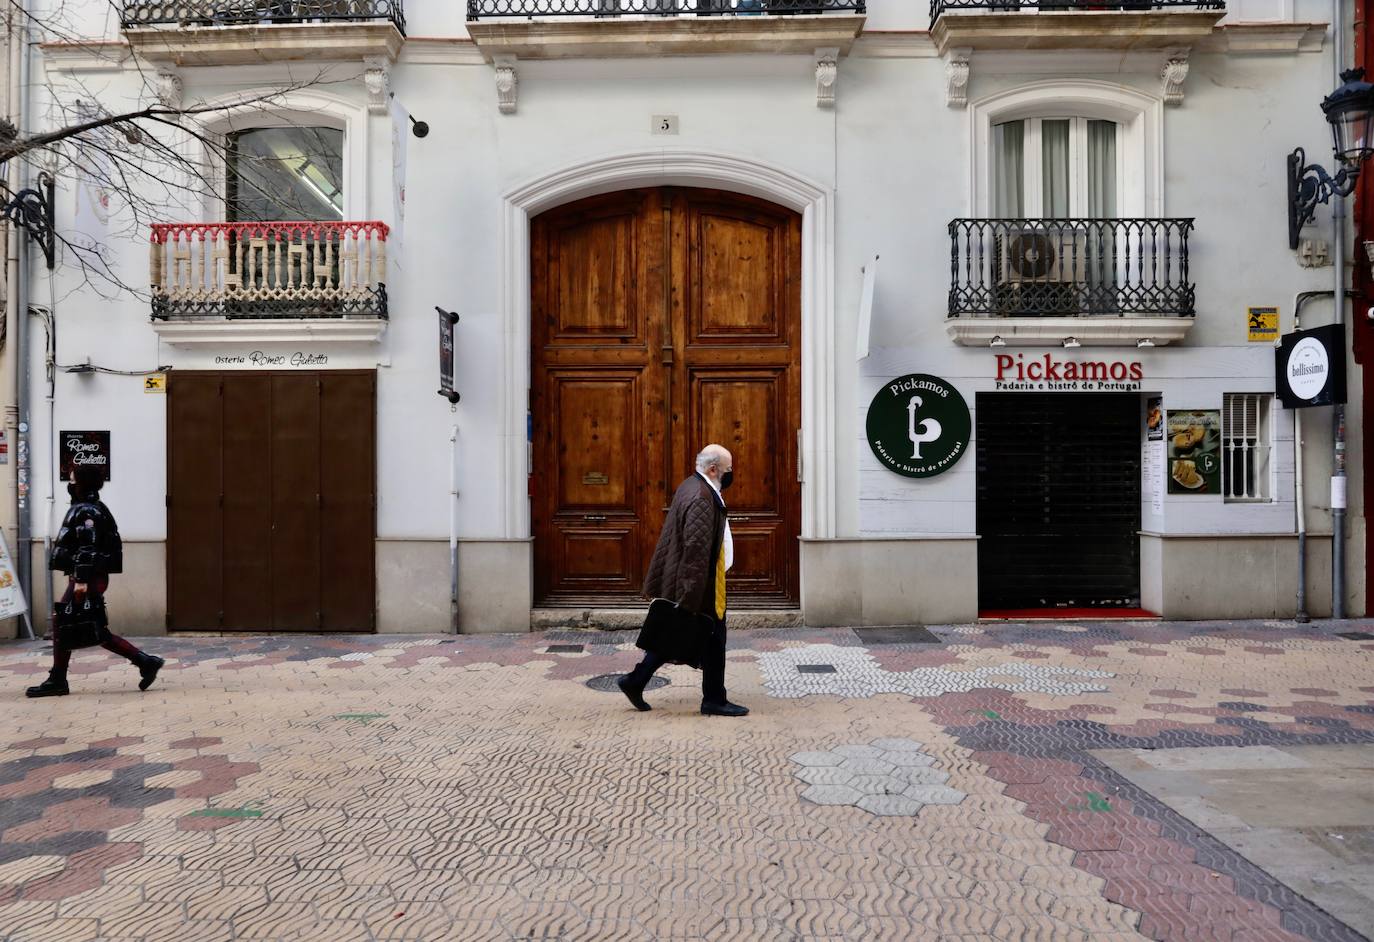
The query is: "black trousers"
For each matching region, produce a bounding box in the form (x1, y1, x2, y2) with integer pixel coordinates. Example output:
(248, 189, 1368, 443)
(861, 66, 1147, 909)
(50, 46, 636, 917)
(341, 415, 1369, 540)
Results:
(625, 615, 727, 704)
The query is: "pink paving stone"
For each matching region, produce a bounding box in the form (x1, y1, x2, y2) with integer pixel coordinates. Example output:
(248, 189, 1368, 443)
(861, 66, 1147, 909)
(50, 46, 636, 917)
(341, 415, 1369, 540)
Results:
(1186, 647, 1227, 656)
(169, 737, 223, 750)
(1013, 651, 1053, 660)
(88, 737, 142, 750)
(1288, 688, 1339, 697)
(10, 736, 64, 750)
(1221, 689, 1270, 697)
(176, 814, 243, 832)
(1150, 689, 1197, 699)
(2, 796, 143, 843)
(172, 757, 260, 800)
(1128, 647, 1170, 657)
(19, 842, 142, 901)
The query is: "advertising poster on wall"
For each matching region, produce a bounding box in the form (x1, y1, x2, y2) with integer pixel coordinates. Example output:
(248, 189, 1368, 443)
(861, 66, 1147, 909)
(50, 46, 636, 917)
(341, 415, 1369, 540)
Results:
(1166, 410, 1220, 495)
(1144, 397, 1165, 514)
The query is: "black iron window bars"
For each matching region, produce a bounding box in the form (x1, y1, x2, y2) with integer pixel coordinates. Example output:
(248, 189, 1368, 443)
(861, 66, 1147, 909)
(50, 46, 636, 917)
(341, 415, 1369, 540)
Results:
(468, 0, 863, 18)
(930, 0, 1222, 20)
(121, 0, 406, 32)
(947, 218, 1195, 318)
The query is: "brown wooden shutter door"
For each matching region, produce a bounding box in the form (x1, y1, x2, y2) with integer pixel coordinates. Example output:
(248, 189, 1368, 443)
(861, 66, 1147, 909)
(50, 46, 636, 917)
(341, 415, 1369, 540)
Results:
(167, 374, 224, 629)
(320, 372, 377, 631)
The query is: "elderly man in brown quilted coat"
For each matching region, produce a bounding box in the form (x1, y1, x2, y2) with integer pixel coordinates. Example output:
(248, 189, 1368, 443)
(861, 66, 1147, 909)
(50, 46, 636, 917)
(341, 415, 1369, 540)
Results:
(618, 444, 748, 717)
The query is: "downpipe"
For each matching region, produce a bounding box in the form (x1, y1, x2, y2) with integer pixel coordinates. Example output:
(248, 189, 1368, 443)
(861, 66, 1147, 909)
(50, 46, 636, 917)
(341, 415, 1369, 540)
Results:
(1331, 0, 1348, 620)
(450, 425, 459, 634)
(1291, 290, 1333, 624)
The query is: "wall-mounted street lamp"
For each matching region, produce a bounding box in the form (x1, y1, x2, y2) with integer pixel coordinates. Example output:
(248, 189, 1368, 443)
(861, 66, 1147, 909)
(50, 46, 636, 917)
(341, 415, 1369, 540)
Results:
(1288, 68, 1374, 249)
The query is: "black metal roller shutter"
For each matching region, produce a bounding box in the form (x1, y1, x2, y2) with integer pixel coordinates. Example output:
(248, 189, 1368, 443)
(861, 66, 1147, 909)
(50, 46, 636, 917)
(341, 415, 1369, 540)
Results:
(976, 393, 1141, 610)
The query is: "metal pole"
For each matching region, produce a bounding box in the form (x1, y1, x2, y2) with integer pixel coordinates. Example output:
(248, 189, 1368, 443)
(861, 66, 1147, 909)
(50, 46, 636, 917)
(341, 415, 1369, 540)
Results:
(1332, 0, 1348, 620)
(450, 424, 459, 634)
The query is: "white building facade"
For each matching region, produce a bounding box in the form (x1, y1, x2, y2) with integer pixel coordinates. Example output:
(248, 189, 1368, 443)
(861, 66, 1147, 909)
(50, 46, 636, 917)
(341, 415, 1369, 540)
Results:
(2, 0, 1365, 635)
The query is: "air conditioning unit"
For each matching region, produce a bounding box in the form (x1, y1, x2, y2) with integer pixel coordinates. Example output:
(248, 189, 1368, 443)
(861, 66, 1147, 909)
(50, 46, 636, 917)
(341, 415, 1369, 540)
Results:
(995, 227, 1088, 286)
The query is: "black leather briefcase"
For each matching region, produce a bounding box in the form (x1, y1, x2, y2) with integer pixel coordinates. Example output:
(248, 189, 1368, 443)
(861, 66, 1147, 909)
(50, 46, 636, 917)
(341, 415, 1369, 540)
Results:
(636, 598, 712, 669)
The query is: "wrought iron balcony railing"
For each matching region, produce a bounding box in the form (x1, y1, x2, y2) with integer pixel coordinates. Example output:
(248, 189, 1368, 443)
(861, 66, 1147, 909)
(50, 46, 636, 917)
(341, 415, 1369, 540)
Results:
(121, 0, 405, 32)
(930, 0, 1221, 20)
(467, 0, 862, 18)
(150, 221, 389, 320)
(947, 218, 1194, 318)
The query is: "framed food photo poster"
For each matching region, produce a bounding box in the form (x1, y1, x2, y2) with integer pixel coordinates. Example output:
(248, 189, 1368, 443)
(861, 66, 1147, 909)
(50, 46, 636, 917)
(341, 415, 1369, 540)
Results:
(1166, 410, 1221, 495)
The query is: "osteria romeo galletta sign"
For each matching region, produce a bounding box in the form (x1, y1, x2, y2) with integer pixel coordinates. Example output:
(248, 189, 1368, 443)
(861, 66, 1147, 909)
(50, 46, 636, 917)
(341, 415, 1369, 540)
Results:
(866, 374, 972, 478)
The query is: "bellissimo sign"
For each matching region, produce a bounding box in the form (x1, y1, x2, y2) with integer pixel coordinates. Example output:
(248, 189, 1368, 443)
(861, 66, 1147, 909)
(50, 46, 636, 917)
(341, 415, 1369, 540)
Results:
(866, 374, 972, 478)
(994, 353, 1143, 392)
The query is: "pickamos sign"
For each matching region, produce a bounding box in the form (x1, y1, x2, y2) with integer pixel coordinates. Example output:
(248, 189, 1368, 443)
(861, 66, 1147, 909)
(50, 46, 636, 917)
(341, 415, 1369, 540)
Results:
(1275, 324, 1345, 408)
(994, 353, 1143, 392)
(866, 374, 972, 478)
(60, 430, 111, 481)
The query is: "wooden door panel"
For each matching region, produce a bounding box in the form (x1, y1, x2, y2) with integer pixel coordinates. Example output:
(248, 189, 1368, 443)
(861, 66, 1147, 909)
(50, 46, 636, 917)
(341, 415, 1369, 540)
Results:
(221, 376, 273, 630)
(547, 198, 644, 342)
(555, 526, 640, 593)
(167, 374, 223, 629)
(552, 373, 639, 512)
(691, 373, 783, 515)
(320, 373, 376, 631)
(270, 375, 321, 631)
(697, 213, 780, 338)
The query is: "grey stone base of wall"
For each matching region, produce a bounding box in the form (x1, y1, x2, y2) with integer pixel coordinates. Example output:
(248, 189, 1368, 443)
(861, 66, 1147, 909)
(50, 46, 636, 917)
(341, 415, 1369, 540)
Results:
(23, 542, 167, 638)
(377, 539, 532, 635)
(800, 538, 980, 627)
(1141, 523, 1367, 620)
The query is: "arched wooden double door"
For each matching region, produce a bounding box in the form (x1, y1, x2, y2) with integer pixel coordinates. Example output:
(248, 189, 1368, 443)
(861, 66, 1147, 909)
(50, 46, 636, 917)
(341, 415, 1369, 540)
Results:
(531, 187, 801, 608)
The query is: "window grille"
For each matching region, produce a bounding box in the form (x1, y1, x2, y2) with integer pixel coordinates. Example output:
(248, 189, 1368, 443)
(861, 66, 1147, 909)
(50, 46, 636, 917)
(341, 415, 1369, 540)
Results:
(1223, 394, 1271, 502)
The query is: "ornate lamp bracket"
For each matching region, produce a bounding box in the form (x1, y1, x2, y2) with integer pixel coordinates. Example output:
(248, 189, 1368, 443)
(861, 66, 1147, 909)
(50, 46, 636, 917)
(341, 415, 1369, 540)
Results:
(1, 171, 56, 269)
(1288, 146, 1358, 250)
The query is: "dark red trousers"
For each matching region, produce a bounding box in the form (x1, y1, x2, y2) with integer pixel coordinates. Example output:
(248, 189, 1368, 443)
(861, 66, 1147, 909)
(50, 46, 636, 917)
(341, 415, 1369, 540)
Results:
(49, 577, 143, 677)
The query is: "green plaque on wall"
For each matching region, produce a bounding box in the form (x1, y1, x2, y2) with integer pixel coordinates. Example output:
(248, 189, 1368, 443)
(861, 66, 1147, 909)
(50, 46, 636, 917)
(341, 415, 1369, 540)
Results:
(866, 374, 972, 479)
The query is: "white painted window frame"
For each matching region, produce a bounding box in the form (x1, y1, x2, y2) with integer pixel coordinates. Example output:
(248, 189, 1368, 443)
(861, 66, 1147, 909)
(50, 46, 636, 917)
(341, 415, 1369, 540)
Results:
(192, 89, 370, 223)
(1222, 393, 1275, 503)
(971, 80, 1164, 219)
(996, 116, 1124, 218)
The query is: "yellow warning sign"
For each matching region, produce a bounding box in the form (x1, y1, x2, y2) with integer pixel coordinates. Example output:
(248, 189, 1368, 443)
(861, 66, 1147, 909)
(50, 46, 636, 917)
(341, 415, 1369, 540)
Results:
(144, 373, 167, 393)
(1247, 306, 1279, 342)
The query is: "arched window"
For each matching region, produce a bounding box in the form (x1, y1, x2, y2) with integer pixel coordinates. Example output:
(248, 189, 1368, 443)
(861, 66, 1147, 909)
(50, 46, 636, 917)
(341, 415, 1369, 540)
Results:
(226, 127, 345, 223)
(992, 117, 1119, 218)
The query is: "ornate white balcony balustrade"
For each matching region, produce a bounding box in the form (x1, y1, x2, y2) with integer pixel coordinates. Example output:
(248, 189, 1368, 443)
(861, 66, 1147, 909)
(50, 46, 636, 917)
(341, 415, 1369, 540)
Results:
(149, 221, 389, 323)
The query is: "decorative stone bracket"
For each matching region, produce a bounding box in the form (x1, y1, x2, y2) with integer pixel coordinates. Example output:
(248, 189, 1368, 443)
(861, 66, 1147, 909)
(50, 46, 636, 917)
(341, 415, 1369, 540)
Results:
(1161, 49, 1190, 106)
(816, 48, 838, 108)
(495, 56, 519, 115)
(155, 70, 182, 109)
(364, 58, 390, 115)
(945, 48, 972, 109)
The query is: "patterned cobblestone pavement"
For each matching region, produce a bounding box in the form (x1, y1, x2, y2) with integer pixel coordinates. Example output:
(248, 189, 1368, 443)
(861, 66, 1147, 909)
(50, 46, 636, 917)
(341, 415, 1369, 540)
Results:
(0, 619, 1371, 941)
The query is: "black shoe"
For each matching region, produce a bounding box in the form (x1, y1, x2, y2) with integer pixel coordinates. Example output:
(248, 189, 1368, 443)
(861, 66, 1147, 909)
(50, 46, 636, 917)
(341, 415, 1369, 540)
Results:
(26, 676, 70, 698)
(617, 675, 651, 712)
(138, 655, 164, 692)
(701, 700, 749, 717)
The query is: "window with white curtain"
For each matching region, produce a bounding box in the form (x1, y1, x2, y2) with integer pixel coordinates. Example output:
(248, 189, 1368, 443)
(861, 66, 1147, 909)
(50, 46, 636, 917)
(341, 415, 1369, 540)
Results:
(1223, 394, 1273, 502)
(992, 117, 1119, 218)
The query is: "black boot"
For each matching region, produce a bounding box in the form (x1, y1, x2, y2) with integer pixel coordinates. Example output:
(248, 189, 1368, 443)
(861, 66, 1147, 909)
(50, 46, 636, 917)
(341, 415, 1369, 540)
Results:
(137, 654, 164, 691)
(701, 699, 749, 717)
(617, 675, 651, 712)
(26, 674, 70, 698)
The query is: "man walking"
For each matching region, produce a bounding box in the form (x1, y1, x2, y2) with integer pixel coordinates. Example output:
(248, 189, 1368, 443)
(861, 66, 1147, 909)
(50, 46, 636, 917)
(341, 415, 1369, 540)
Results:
(619, 444, 748, 717)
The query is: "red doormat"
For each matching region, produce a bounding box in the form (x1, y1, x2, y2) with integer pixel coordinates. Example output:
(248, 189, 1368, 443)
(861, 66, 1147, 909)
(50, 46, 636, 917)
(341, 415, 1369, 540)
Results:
(979, 607, 1158, 620)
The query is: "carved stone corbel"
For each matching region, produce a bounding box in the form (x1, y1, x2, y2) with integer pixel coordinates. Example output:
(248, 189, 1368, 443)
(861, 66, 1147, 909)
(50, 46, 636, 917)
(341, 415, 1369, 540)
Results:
(946, 49, 972, 110)
(155, 71, 182, 110)
(494, 56, 519, 115)
(815, 48, 839, 109)
(1161, 49, 1190, 106)
(364, 58, 390, 115)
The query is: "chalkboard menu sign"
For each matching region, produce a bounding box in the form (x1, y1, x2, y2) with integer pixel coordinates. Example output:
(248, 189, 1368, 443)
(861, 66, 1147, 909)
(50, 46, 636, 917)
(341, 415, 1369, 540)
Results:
(60, 430, 111, 481)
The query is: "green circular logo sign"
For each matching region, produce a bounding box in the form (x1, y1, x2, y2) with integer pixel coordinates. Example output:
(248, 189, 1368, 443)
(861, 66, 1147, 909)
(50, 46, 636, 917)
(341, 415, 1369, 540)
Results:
(866, 374, 972, 478)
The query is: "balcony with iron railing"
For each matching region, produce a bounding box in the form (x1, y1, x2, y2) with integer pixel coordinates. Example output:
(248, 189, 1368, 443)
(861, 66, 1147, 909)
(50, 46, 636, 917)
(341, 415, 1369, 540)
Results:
(149, 221, 389, 343)
(119, 0, 405, 65)
(464, 0, 866, 60)
(945, 217, 1197, 346)
(928, 0, 1225, 54)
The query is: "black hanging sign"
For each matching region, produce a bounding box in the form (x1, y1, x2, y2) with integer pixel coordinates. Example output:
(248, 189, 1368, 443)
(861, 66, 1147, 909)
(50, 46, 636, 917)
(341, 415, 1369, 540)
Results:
(60, 430, 111, 481)
(1275, 323, 1345, 408)
(437, 306, 460, 404)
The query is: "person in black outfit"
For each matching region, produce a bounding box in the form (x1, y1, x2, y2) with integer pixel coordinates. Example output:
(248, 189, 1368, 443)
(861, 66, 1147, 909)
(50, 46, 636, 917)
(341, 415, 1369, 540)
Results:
(26, 466, 163, 698)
